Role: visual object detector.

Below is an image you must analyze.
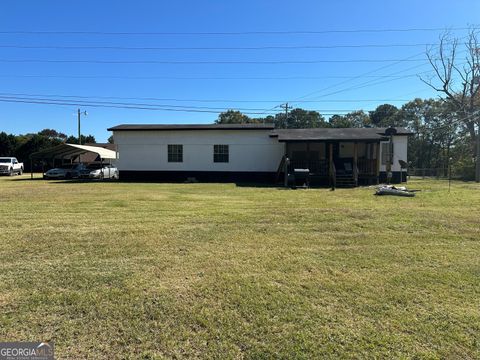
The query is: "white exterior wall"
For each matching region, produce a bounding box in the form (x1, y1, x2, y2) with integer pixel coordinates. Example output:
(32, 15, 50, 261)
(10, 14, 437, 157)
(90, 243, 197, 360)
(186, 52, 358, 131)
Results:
(379, 135, 408, 172)
(114, 130, 285, 172)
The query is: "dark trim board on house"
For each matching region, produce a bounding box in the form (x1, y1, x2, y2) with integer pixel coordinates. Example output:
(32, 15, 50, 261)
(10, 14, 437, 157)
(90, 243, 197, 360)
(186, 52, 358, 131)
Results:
(119, 170, 277, 183)
(118, 170, 398, 186)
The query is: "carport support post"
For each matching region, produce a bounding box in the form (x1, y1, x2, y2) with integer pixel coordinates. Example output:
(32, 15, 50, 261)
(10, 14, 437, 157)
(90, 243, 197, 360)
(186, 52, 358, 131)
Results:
(78, 108, 81, 145)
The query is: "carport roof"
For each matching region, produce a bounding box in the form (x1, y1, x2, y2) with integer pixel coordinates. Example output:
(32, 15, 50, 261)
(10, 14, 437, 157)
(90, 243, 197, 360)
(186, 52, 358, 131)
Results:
(30, 143, 117, 160)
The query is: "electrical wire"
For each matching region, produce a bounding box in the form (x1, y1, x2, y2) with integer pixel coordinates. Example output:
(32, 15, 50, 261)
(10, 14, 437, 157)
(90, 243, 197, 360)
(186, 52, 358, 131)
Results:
(0, 95, 374, 114)
(0, 91, 415, 104)
(0, 74, 425, 80)
(0, 27, 473, 35)
(0, 43, 442, 51)
(0, 58, 428, 64)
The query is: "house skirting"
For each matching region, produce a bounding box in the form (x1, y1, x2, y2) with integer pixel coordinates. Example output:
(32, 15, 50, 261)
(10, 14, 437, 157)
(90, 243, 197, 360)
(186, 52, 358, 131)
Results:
(119, 170, 406, 185)
(119, 170, 277, 183)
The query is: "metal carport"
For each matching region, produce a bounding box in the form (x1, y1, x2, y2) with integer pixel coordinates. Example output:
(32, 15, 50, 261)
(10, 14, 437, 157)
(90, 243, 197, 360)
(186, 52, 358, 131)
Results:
(30, 143, 117, 179)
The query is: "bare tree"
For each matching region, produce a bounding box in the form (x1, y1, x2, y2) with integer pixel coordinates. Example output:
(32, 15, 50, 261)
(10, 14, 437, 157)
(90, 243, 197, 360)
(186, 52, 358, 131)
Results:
(421, 28, 480, 180)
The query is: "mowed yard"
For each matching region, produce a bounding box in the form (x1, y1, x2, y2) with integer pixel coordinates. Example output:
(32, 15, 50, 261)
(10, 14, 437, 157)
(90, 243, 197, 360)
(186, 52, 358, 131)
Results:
(0, 176, 479, 359)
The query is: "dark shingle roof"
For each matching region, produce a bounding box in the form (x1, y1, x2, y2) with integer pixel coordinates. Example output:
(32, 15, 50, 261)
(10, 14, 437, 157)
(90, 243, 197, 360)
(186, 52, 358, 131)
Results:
(107, 123, 413, 141)
(271, 127, 412, 141)
(108, 123, 275, 131)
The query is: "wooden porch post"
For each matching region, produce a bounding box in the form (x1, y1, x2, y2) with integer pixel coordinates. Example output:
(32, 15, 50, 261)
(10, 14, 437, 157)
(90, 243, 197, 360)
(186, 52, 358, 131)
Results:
(353, 142, 358, 186)
(284, 142, 290, 187)
(306, 141, 310, 169)
(329, 143, 335, 190)
(374, 142, 380, 184)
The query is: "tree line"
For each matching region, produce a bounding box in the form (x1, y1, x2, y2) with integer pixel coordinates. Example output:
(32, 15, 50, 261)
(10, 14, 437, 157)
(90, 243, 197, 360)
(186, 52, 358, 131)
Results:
(215, 97, 476, 179)
(215, 28, 479, 180)
(0, 129, 96, 171)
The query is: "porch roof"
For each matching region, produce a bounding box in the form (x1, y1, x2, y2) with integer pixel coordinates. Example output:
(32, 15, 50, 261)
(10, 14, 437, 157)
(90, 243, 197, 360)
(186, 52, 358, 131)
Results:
(270, 127, 412, 142)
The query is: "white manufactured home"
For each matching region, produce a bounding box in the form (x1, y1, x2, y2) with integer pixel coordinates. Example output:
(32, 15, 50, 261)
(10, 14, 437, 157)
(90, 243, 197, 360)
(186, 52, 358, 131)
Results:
(108, 123, 412, 185)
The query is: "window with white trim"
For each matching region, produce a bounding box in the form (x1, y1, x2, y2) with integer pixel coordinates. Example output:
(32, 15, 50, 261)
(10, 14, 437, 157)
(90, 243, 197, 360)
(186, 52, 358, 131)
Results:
(213, 144, 229, 163)
(168, 144, 183, 162)
(381, 142, 393, 165)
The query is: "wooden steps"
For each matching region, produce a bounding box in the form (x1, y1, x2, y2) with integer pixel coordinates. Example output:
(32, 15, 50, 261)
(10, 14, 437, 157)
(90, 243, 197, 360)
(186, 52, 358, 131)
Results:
(335, 174, 356, 188)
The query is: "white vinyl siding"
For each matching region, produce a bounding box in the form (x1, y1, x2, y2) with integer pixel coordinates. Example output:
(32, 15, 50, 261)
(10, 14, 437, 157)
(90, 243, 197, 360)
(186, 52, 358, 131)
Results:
(114, 130, 285, 172)
(379, 136, 408, 172)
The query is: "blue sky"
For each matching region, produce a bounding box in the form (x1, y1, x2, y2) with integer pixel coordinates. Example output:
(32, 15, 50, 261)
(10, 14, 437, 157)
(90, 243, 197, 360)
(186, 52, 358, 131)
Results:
(0, 0, 478, 142)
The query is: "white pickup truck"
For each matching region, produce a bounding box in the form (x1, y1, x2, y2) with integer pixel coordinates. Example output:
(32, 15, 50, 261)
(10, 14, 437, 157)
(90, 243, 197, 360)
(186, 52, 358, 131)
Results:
(0, 157, 24, 176)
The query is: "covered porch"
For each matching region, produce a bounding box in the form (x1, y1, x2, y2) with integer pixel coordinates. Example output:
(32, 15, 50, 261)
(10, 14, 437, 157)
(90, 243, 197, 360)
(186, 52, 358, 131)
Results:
(285, 141, 380, 187)
(271, 128, 392, 187)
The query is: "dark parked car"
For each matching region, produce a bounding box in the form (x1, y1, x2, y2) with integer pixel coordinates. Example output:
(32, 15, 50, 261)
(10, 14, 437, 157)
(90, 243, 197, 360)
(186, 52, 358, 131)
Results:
(43, 163, 87, 179)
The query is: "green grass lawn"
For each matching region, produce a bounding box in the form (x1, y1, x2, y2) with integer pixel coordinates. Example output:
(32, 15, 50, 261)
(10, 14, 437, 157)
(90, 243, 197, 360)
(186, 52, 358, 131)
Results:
(0, 176, 479, 359)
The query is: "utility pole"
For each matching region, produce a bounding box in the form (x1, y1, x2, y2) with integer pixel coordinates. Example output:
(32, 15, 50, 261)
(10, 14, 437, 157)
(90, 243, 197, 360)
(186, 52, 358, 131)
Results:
(77, 109, 87, 145)
(476, 121, 480, 182)
(279, 103, 292, 127)
(474, 59, 479, 182)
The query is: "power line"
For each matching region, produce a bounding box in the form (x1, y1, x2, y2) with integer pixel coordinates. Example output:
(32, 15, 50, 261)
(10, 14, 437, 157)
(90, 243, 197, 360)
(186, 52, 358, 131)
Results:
(0, 43, 443, 51)
(291, 52, 429, 102)
(254, 56, 433, 115)
(0, 94, 476, 125)
(0, 97, 366, 116)
(290, 49, 468, 103)
(0, 95, 375, 113)
(302, 63, 431, 101)
(289, 43, 471, 104)
(0, 27, 473, 36)
(0, 95, 270, 112)
(0, 97, 272, 115)
(0, 74, 425, 80)
(0, 58, 428, 64)
(300, 59, 470, 102)
(0, 91, 415, 103)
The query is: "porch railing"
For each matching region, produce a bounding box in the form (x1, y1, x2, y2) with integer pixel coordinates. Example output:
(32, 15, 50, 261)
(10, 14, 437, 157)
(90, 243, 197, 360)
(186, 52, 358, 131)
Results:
(288, 158, 378, 177)
(289, 159, 328, 175)
(357, 158, 377, 175)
